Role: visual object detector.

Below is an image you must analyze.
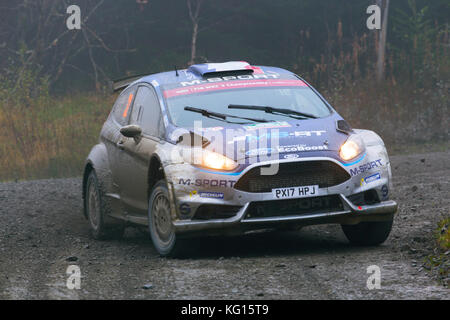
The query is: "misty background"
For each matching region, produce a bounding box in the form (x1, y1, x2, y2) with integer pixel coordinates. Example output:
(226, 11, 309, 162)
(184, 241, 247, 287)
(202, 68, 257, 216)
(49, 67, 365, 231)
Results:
(0, 0, 448, 180)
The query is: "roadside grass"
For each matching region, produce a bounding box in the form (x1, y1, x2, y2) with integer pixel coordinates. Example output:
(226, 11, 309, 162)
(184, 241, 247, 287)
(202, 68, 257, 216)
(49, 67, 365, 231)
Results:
(424, 217, 450, 287)
(0, 94, 115, 181)
(322, 79, 449, 147)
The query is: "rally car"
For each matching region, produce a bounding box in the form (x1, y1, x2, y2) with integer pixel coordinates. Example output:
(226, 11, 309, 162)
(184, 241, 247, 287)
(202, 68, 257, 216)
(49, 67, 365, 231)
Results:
(82, 61, 398, 256)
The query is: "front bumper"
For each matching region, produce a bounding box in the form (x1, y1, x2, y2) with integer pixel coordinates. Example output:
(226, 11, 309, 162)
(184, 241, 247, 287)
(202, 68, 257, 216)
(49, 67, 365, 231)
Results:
(173, 194, 398, 234)
(167, 144, 396, 235)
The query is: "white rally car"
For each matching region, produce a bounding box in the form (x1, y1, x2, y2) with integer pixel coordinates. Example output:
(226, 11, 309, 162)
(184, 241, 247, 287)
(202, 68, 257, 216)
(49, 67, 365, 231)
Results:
(83, 61, 398, 256)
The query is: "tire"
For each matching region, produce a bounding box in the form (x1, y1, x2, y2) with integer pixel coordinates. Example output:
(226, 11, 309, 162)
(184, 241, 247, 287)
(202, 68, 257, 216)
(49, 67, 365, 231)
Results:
(148, 180, 182, 257)
(84, 170, 125, 240)
(341, 219, 393, 246)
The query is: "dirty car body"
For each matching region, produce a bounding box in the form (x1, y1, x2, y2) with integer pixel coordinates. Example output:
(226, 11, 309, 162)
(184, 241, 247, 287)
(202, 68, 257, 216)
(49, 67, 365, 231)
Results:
(83, 61, 398, 255)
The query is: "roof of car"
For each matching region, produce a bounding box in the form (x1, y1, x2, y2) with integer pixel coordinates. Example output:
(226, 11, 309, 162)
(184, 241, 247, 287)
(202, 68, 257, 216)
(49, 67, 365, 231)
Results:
(134, 61, 297, 88)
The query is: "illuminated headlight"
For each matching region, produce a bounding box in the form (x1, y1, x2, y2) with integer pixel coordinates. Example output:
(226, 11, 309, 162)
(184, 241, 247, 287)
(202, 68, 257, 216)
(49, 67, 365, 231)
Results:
(201, 150, 237, 171)
(340, 135, 365, 161)
(181, 148, 238, 171)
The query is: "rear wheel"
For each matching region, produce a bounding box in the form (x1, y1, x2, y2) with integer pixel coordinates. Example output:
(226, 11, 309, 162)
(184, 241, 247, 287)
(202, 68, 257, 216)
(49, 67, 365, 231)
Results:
(85, 170, 125, 240)
(148, 180, 182, 257)
(341, 219, 393, 246)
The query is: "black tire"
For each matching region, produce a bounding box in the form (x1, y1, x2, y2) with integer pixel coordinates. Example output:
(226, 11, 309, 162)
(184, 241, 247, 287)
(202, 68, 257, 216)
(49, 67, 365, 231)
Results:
(84, 170, 125, 240)
(148, 180, 182, 257)
(341, 219, 393, 246)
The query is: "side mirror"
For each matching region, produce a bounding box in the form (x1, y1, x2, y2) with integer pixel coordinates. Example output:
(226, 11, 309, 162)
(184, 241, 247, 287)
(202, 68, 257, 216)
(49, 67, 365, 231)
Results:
(120, 125, 142, 138)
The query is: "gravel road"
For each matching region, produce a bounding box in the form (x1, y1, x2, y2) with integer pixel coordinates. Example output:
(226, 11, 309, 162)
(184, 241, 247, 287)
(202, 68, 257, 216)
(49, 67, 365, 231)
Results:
(0, 151, 449, 300)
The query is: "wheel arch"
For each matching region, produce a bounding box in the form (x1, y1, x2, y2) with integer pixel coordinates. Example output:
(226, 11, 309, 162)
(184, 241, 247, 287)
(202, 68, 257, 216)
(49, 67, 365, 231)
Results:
(148, 154, 166, 198)
(82, 143, 113, 219)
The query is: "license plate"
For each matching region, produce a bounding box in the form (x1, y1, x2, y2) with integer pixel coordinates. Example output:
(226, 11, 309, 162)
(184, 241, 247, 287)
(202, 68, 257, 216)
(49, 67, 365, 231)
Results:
(272, 185, 319, 199)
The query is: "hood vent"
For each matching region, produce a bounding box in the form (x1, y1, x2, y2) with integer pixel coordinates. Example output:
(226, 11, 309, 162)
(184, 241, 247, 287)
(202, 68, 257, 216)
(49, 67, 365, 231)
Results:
(336, 120, 354, 135)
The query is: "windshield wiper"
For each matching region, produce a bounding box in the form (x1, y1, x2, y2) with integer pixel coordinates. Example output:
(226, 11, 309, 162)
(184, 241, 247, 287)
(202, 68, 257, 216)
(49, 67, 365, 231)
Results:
(228, 104, 317, 119)
(184, 106, 270, 124)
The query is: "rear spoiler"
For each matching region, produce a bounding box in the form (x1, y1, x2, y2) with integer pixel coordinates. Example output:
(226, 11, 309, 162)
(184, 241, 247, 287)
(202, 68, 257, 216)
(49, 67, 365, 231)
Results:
(110, 74, 149, 92)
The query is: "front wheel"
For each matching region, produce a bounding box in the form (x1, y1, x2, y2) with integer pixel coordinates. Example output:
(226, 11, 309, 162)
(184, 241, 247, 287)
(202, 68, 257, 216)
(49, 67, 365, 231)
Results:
(148, 180, 182, 257)
(341, 219, 393, 246)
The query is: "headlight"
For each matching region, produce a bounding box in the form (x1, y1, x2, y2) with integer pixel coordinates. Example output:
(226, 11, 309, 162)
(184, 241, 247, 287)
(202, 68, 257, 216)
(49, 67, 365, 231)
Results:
(340, 135, 365, 161)
(181, 148, 238, 171)
(201, 150, 237, 171)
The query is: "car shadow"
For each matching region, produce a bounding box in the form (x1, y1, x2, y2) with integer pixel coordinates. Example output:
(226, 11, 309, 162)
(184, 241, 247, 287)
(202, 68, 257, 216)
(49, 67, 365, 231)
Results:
(121, 225, 386, 260)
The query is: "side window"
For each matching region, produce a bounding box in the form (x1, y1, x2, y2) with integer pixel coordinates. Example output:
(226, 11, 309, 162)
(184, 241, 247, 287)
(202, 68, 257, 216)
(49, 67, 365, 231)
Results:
(113, 87, 135, 126)
(133, 86, 164, 137)
(129, 98, 142, 125)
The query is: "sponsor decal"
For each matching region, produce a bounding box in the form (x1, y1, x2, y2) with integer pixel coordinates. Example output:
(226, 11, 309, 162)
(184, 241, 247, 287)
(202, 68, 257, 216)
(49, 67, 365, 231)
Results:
(164, 79, 307, 98)
(293, 130, 326, 137)
(180, 74, 280, 87)
(179, 203, 191, 216)
(381, 185, 389, 200)
(199, 191, 225, 199)
(189, 190, 198, 198)
(178, 178, 236, 188)
(362, 172, 381, 185)
(283, 154, 300, 159)
(245, 148, 275, 157)
(230, 131, 290, 143)
(246, 144, 329, 157)
(349, 159, 383, 176)
(243, 121, 291, 131)
(229, 130, 327, 143)
(278, 144, 328, 152)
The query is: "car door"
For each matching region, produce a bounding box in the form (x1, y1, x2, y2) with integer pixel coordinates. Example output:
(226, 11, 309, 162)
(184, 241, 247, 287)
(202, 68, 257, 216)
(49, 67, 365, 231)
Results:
(115, 84, 165, 217)
(103, 86, 137, 196)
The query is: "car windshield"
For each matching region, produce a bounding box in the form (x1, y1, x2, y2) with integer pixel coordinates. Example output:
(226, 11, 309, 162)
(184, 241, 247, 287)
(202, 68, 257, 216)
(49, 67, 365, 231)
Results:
(163, 83, 332, 128)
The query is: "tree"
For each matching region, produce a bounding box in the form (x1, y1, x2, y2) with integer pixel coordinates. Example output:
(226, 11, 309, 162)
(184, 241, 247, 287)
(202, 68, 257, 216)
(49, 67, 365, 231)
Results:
(187, 0, 203, 65)
(376, 0, 390, 82)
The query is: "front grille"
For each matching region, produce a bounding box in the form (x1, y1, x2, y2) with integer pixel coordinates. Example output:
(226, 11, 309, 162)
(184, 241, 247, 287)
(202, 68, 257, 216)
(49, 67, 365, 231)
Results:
(246, 195, 344, 219)
(234, 161, 351, 193)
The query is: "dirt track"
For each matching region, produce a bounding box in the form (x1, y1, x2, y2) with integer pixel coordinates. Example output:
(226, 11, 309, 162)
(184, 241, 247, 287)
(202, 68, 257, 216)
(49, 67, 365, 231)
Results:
(0, 151, 449, 300)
